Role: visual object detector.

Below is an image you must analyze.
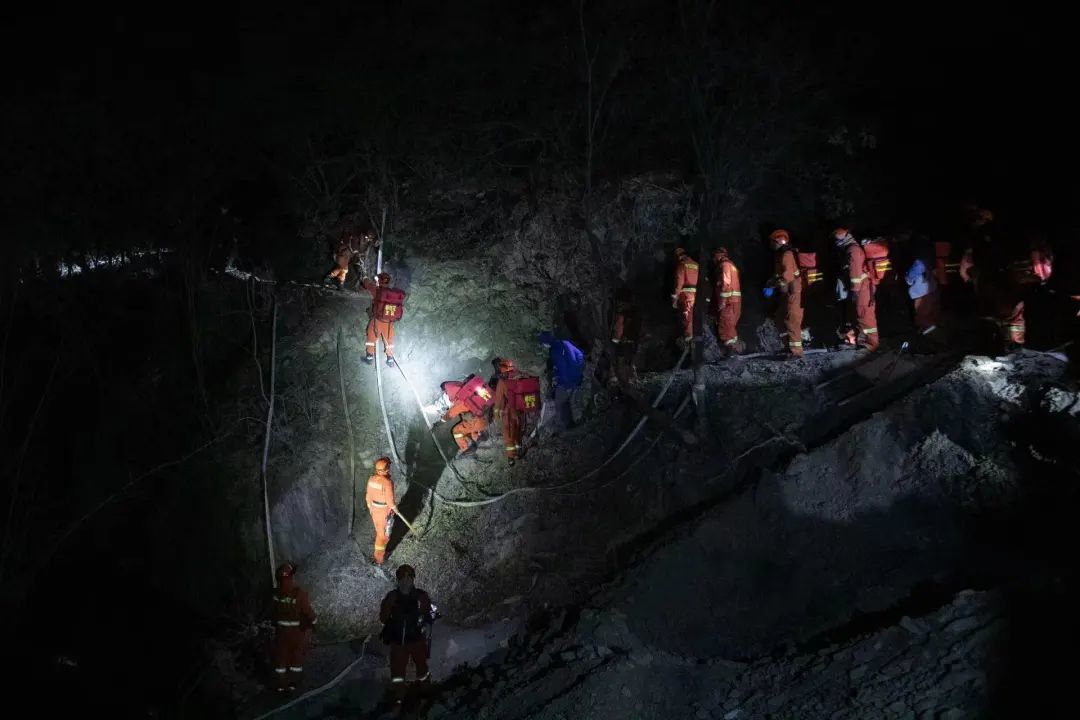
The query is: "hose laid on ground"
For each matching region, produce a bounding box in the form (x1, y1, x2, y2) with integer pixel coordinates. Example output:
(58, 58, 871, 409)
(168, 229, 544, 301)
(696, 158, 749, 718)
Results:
(373, 334, 403, 465)
(387, 347, 471, 486)
(250, 635, 372, 720)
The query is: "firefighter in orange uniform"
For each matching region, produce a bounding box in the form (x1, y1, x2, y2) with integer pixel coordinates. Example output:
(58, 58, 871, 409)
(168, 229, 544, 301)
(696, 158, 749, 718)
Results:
(671, 247, 699, 344)
(713, 247, 744, 355)
(431, 378, 492, 457)
(769, 230, 804, 358)
(492, 359, 523, 465)
(365, 457, 396, 565)
(362, 272, 400, 366)
(834, 228, 880, 351)
(271, 563, 317, 692)
(325, 232, 372, 289)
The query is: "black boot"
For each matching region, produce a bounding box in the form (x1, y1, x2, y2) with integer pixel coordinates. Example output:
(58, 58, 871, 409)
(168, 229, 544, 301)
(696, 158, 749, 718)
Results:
(364, 354, 375, 364)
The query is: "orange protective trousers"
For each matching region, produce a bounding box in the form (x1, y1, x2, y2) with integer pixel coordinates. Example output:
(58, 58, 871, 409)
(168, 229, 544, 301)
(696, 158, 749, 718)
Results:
(676, 292, 696, 339)
(370, 507, 394, 564)
(389, 640, 430, 700)
(854, 283, 879, 349)
(272, 628, 309, 689)
(502, 410, 523, 459)
(366, 318, 395, 358)
(717, 300, 741, 346)
(452, 415, 488, 451)
(1001, 301, 1025, 345)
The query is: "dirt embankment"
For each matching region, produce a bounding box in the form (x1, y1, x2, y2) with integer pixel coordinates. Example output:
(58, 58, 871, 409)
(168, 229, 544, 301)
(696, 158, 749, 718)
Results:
(252, 349, 1078, 719)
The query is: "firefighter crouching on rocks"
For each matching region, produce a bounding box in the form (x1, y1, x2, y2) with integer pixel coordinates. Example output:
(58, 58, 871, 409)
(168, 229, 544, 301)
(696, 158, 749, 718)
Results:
(767, 229, 804, 358)
(366, 457, 396, 565)
(271, 563, 317, 693)
(380, 564, 438, 705)
(712, 247, 744, 356)
(427, 376, 494, 458)
(325, 231, 373, 289)
(362, 272, 406, 367)
(671, 247, 699, 345)
(834, 228, 880, 351)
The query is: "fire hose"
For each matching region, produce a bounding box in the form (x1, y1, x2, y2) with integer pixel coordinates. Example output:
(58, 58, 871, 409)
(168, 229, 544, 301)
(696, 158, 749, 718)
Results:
(377, 345, 691, 507)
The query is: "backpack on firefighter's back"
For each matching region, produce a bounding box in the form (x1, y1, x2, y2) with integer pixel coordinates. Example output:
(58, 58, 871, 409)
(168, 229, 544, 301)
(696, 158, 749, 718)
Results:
(862, 238, 892, 284)
(456, 375, 495, 416)
(373, 287, 407, 321)
(505, 376, 542, 413)
(795, 250, 823, 286)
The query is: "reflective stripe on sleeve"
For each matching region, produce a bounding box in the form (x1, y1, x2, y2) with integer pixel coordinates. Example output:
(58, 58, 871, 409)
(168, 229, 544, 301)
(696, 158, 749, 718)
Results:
(371, 500, 388, 507)
(863, 327, 878, 335)
(719, 291, 742, 298)
(391, 677, 406, 683)
(789, 340, 803, 347)
(277, 620, 301, 627)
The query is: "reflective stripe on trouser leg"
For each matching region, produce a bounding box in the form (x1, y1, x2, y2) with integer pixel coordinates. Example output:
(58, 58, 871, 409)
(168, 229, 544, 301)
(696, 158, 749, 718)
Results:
(863, 327, 878, 335)
(417, 672, 431, 681)
(725, 337, 739, 346)
(391, 677, 406, 683)
(288, 667, 303, 672)
(274, 668, 287, 674)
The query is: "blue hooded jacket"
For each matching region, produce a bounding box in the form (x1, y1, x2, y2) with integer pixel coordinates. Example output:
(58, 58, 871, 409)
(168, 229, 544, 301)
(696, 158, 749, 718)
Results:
(904, 258, 934, 300)
(538, 331, 585, 388)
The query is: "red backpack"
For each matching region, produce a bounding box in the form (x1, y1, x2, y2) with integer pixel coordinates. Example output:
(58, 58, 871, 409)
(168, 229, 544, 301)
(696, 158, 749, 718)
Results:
(455, 375, 494, 416)
(862, 239, 891, 285)
(795, 251, 822, 285)
(506, 376, 541, 413)
(373, 287, 406, 322)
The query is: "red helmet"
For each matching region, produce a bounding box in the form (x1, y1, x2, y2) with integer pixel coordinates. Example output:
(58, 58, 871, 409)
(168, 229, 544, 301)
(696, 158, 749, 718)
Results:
(277, 563, 296, 581)
(769, 229, 790, 248)
(713, 246, 730, 260)
(498, 358, 515, 374)
(377, 272, 391, 285)
(375, 457, 392, 474)
(396, 564, 416, 580)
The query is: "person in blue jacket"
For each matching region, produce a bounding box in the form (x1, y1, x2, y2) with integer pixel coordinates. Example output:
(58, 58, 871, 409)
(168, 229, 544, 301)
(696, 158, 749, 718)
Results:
(902, 234, 940, 335)
(538, 331, 585, 432)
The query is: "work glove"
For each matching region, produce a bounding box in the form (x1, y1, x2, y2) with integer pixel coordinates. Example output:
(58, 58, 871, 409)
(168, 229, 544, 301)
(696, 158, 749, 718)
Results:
(762, 286, 775, 298)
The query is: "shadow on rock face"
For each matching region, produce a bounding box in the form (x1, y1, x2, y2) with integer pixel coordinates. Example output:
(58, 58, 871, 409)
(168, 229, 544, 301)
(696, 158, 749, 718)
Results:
(385, 415, 451, 563)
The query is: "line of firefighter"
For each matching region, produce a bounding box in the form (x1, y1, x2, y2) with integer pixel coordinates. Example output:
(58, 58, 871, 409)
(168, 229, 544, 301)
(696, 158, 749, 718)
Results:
(269, 559, 439, 706)
(653, 218, 1052, 359)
